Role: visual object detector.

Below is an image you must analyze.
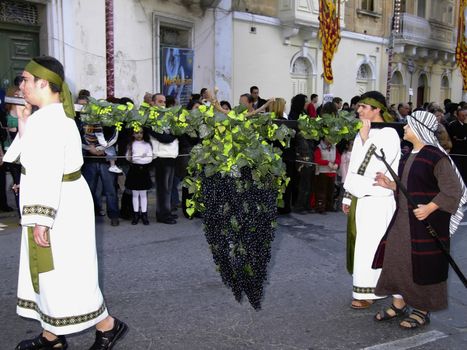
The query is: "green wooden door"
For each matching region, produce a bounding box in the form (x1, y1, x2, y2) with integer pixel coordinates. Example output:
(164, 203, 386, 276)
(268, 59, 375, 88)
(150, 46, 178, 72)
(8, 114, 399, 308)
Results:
(0, 23, 39, 88)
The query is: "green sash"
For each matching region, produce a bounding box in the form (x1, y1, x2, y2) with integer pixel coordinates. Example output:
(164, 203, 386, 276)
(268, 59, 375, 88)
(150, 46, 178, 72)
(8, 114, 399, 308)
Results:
(346, 196, 357, 274)
(28, 227, 54, 293)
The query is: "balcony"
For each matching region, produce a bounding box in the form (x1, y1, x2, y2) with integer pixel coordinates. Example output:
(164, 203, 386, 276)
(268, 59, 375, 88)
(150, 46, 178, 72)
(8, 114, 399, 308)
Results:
(278, 0, 345, 43)
(278, 0, 320, 28)
(393, 12, 457, 60)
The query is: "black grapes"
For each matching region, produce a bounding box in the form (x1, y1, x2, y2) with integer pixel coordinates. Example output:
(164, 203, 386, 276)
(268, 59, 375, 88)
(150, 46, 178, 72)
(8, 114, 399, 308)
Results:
(201, 168, 277, 309)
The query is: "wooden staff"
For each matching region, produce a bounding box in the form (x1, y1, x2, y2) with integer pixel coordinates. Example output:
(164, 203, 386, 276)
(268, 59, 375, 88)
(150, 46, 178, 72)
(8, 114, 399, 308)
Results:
(374, 148, 467, 288)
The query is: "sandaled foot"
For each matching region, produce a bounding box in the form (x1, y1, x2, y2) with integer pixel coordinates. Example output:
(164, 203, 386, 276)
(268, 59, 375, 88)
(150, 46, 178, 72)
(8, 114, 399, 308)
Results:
(399, 309, 430, 329)
(351, 299, 375, 309)
(89, 317, 128, 350)
(374, 303, 408, 321)
(16, 334, 68, 349)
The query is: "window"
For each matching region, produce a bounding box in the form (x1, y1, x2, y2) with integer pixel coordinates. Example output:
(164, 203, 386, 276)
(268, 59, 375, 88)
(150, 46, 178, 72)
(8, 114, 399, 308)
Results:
(440, 75, 450, 101)
(417, 0, 426, 18)
(361, 0, 374, 12)
(356, 63, 374, 94)
(357, 64, 372, 80)
(160, 26, 190, 48)
(291, 57, 312, 76)
(389, 71, 404, 105)
(0, 0, 38, 25)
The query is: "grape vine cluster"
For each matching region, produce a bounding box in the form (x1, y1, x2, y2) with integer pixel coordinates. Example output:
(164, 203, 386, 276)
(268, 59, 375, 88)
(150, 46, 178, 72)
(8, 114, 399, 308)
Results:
(201, 168, 277, 309)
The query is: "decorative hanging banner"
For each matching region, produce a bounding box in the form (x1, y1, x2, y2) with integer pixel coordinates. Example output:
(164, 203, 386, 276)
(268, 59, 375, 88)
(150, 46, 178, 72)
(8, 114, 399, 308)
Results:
(456, 0, 467, 91)
(319, 0, 341, 84)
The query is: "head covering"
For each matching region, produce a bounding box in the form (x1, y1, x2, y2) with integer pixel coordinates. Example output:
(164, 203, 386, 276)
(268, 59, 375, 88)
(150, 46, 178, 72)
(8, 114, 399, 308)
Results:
(24, 59, 75, 118)
(358, 97, 394, 122)
(408, 110, 467, 235)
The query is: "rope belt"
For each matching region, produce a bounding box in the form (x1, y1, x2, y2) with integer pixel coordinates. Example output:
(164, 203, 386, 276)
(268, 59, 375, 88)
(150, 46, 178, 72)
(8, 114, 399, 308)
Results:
(21, 167, 82, 182)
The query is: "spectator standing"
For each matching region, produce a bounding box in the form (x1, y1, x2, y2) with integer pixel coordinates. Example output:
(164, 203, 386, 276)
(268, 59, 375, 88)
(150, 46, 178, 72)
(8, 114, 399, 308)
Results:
(150, 93, 179, 224)
(81, 123, 120, 226)
(307, 94, 318, 118)
(176, 100, 201, 218)
(314, 139, 341, 213)
(396, 103, 410, 123)
(126, 129, 153, 225)
(332, 97, 343, 111)
(250, 86, 267, 110)
(448, 105, 467, 183)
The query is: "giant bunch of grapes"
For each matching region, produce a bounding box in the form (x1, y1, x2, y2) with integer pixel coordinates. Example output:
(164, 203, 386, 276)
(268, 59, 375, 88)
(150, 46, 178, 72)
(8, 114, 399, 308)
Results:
(201, 168, 278, 309)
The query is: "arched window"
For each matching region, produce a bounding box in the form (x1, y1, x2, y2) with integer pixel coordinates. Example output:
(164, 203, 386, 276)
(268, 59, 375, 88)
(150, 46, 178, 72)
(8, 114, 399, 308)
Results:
(440, 75, 450, 102)
(356, 63, 374, 94)
(291, 57, 312, 77)
(389, 71, 404, 105)
(391, 71, 403, 85)
(290, 55, 315, 96)
(357, 64, 372, 80)
(417, 73, 429, 107)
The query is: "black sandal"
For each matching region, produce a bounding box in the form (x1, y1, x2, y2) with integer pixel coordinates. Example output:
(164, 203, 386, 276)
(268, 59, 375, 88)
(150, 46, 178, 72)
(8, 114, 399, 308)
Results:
(15, 334, 68, 349)
(399, 309, 431, 329)
(374, 303, 409, 321)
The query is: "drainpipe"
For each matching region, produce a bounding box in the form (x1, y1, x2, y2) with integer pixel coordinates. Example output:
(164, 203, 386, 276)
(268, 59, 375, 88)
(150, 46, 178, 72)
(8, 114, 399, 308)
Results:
(105, 0, 114, 98)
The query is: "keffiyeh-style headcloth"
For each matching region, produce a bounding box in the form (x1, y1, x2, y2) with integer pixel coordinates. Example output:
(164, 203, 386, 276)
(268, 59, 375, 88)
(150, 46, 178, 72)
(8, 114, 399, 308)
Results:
(408, 110, 467, 235)
(358, 97, 394, 122)
(24, 59, 75, 118)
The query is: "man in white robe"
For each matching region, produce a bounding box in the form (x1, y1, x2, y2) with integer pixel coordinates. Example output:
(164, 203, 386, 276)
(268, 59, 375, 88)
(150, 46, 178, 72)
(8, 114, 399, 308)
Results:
(4, 56, 127, 350)
(342, 91, 400, 309)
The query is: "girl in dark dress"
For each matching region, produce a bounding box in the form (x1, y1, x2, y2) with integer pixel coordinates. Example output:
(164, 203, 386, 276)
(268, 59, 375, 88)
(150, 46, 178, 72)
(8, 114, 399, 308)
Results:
(125, 129, 153, 225)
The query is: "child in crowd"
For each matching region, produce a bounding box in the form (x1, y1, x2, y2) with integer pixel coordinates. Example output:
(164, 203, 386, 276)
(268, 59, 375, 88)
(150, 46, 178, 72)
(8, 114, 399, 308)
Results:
(125, 129, 153, 225)
(95, 131, 123, 173)
(314, 138, 341, 213)
(79, 93, 123, 174)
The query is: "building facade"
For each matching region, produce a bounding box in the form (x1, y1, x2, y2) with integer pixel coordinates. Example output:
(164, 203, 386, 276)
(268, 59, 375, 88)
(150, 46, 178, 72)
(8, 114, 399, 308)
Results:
(389, 0, 462, 106)
(0, 0, 463, 107)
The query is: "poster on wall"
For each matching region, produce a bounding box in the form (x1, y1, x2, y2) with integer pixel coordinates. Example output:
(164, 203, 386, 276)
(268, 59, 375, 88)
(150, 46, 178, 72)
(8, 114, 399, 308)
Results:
(161, 47, 194, 106)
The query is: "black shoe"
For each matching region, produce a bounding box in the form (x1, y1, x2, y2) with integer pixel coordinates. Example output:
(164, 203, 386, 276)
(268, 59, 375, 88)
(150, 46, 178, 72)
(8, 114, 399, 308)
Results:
(89, 318, 128, 350)
(157, 218, 177, 224)
(1, 205, 14, 212)
(110, 218, 120, 226)
(131, 212, 140, 225)
(170, 213, 178, 219)
(16, 334, 68, 350)
(141, 212, 149, 225)
(95, 209, 106, 217)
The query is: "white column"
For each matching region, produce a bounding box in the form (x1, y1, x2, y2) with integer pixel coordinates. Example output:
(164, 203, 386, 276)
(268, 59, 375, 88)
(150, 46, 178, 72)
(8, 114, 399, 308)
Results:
(214, 0, 233, 103)
(47, 0, 64, 62)
(61, 0, 76, 93)
(46, 0, 76, 93)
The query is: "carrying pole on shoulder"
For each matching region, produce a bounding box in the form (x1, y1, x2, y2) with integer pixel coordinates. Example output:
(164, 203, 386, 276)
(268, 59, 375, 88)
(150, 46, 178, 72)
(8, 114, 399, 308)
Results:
(374, 148, 467, 288)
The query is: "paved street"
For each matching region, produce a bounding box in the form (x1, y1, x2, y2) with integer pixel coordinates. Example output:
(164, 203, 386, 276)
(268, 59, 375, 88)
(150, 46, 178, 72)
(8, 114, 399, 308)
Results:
(1, 204, 466, 349)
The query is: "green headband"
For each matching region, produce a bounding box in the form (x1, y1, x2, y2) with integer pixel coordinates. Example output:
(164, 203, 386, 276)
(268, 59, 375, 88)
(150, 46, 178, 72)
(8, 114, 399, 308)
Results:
(25, 59, 75, 118)
(358, 97, 394, 123)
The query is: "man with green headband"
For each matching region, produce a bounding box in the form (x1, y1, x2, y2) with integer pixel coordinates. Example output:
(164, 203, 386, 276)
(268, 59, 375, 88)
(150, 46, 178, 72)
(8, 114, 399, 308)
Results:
(4, 56, 127, 349)
(341, 91, 400, 310)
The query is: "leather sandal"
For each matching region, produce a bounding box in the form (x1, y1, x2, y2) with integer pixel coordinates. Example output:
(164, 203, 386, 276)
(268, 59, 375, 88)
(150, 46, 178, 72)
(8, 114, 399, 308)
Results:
(399, 309, 431, 329)
(88, 317, 128, 350)
(15, 334, 68, 350)
(374, 303, 409, 321)
(351, 299, 375, 309)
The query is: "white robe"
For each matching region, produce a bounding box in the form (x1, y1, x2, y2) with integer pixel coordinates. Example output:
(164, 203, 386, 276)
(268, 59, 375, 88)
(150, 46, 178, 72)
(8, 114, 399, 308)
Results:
(4, 103, 108, 335)
(343, 127, 400, 300)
